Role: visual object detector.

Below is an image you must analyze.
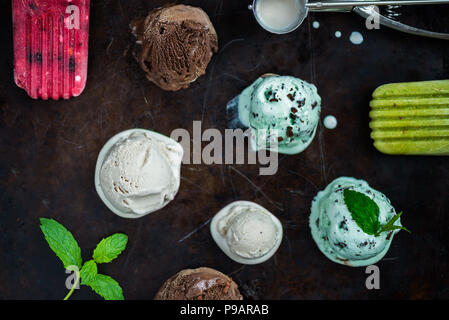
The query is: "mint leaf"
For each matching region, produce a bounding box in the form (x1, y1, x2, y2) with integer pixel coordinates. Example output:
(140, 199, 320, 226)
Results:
(87, 274, 124, 300)
(39, 218, 82, 268)
(80, 260, 97, 285)
(93, 233, 128, 264)
(343, 189, 380, 235)
(375, 211, 411, 236)
(39, 219, 128, 300)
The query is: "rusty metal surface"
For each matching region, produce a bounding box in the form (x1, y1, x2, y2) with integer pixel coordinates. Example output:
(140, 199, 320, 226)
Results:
(0, 0, 448, 299)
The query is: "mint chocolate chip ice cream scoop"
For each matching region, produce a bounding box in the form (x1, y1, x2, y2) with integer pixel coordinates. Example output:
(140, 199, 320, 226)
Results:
(309, 177, 406, 267)
(227, 75, 321, 154)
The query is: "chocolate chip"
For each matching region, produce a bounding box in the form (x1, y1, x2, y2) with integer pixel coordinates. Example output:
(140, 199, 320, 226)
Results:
(358, 241, 368, 247)
(339, 219, 348, 231)
(335, 242, 347, 249)
(336, 257, 349, 262)
(264, 90, 273, 100)
(286, 126, 293, 137)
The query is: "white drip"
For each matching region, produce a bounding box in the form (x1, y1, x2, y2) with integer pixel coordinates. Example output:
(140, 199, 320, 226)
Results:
(350, 31, 364, 45)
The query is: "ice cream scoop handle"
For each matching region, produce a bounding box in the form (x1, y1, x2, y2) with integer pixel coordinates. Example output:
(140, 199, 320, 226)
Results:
(307, 0, 449, 11)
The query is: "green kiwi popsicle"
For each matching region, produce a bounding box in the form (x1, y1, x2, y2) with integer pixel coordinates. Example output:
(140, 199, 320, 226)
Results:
(369, 80, 449, 155)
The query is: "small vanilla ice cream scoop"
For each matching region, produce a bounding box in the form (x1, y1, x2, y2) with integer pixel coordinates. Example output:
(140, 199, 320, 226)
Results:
(95, 129, 183, 218)
(211, 201, 283, 264)
(221, 207, 278, 258)
(310, 177, 405, 267)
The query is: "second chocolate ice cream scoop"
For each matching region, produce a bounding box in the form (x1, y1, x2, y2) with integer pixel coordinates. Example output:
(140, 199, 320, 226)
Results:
(154, 267, 243, 300)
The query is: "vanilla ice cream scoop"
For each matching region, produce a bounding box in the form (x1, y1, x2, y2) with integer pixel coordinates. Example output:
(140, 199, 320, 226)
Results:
(95, 129, 183, 218)
(222, 209, 277, 258)
(211, 201, 283, 264)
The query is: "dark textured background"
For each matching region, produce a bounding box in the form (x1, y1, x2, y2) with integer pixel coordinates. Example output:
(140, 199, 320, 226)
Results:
(1, 0, 448, 300)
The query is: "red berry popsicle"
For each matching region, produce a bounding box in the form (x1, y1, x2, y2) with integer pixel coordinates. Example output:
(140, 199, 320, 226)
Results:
(12, 0, 90, 100)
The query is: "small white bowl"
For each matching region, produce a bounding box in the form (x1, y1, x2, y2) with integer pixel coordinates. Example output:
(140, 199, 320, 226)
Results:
(94, 128, 183, 219)
(210, 200, 283, 265)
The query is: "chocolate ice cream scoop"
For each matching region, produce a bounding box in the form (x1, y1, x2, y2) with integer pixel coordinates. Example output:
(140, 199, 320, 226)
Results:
(132, 4, 218, 91)
(154, 267, 243, 300)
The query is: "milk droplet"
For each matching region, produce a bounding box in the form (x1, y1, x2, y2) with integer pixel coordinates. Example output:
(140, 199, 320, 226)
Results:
(313, 21, 320, 29)
(323, 115, 337, 130)
(335, 31, 342, 38)
(349, 31, 364, 45)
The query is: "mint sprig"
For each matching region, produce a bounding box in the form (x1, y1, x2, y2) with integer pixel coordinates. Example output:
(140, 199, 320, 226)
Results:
(343, 189, 410, 237)
(343, 189, 380, 235)
(375, 211, 411, 236)
(88, 274, 124, 300)
(39, 218, 127, 300)
(93, 233, 128, 263)
(80, 260, 97, 285)
(39, 218, 82, 269)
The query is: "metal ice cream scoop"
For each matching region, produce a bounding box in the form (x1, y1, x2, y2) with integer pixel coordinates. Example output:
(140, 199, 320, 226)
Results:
(249, 0, 449, 39)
